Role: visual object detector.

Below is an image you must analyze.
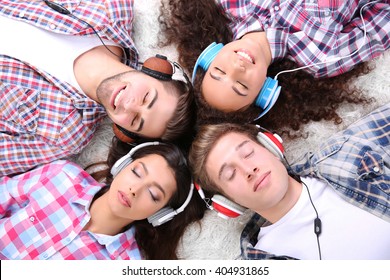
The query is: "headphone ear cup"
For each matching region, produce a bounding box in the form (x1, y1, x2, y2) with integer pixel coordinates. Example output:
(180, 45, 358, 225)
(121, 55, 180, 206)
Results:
(254, 77, 281, 120)
(192, 42, 224, 83)
(141, 54, 173, 81)
(147, 207, 176, 227)
(110, 153, 133, 177)
(112, 124, 137, 144)
(256, 132, 284, 160)
(211, 194, 246, 219)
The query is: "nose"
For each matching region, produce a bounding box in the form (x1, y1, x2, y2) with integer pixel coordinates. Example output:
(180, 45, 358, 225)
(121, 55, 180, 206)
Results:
(245, 167, 259, 181)
(124, 96, 140, 112)
(233, 57, 246, 72)
(129, 187, 137, 198)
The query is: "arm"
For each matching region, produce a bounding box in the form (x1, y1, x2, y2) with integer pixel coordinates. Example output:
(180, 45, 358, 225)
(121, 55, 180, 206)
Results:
(284, 1, 390, 78)
(0, 135, 80, 177)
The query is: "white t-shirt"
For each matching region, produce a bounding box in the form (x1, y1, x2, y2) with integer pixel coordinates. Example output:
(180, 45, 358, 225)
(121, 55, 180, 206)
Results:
(255, 177, 390, 259)
(0, 15, 121, 93)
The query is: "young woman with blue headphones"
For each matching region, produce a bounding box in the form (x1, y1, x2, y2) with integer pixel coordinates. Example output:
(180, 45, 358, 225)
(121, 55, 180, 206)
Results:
(189, 102, 390, 259)
(160, 0, 389, 137)
(0, 138, 205, 260)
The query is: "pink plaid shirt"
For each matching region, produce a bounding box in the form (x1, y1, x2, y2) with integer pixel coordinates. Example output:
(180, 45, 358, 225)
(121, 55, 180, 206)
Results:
(0, 160, 142, 260)
(219, 0, 390, 77)
(0, 0, 138, 176)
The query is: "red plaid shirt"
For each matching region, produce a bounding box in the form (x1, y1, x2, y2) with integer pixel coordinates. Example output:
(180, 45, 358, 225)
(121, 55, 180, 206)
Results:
(0, 160, 142, 260)
(219, 0, 390, 77)
(0, 0, 138, 176)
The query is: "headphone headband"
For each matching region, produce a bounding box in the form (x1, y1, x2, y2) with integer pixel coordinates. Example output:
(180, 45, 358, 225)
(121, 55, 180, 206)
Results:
(192, 42, 224, 83)
(147, 183, 194, 227)
(110, 141, 161, 177)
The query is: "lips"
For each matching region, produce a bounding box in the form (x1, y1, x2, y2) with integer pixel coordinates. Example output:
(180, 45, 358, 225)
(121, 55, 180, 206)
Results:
(118, 191, 131, 207)
(253, 171, 271, 192)
(111, 85, 127, 109)
(236, 49, 255, 64)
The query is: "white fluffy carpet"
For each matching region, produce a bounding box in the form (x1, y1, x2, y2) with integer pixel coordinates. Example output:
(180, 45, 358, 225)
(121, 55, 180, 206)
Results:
(74, 0, 390, 259)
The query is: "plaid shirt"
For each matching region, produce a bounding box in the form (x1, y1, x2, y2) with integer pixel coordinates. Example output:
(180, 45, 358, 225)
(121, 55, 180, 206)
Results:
(0, 160, 142, 260)
(241, 102, 390, 259)
(218, 0, 390, 78)
(0, 0, 138, 176)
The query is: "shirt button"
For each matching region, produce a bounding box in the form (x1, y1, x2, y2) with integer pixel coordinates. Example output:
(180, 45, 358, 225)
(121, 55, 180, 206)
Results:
(19, 12, 26, 18)
(274, 6, 280, 11)
(43, 253, 48, 259)
(29, 216, 35, 222)
(325, 9, 330, 16)
(49, 23, 56, 30)
(373, 166, 380, 172)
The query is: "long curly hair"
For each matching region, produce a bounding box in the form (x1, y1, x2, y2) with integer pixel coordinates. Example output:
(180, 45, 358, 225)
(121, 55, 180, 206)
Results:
(159, 0, 373, 138)
(88, 137, 206, 259)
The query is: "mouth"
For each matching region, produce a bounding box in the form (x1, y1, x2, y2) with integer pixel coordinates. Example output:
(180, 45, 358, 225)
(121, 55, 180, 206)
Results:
(118, 191, 131, 208)
(253, 171, 271, 192)
(236, 49, 255, 64)
(111, 85, 127, 110)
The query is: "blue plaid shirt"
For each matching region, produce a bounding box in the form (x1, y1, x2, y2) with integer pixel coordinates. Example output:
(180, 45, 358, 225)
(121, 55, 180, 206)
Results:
(218, 0, 390, 78)
(0, 0, 138, 176)
(241, 102, 390, 259)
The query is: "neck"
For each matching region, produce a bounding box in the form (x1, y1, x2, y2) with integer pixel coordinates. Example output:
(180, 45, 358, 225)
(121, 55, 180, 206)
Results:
(257, 176, 302, 224)
(84, 192, 134, 235)
(74, 45, 134, 100)
(241, 31, 272, 67)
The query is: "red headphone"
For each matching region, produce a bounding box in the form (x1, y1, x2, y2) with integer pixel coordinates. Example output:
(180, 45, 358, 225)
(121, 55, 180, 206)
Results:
(195, 126, 285, 219)
(112, 55, 177, 143)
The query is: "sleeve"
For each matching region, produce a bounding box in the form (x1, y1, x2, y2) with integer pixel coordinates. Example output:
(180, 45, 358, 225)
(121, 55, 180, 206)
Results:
(296, 1, 390, 78)
(0, 135, 75, 177)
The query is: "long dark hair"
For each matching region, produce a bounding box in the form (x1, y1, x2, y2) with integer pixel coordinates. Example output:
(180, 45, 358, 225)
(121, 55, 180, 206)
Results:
(89, 137, 206, 259)
(159, 0, 373, 138)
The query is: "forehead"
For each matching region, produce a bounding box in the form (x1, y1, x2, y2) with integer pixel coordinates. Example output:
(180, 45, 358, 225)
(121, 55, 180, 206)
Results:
(136, 154, 177, 189)
(209, 132, 253, 160)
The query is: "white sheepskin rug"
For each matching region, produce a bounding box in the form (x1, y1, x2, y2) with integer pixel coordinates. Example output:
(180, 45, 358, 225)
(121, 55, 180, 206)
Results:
(74, 0, 390, 259)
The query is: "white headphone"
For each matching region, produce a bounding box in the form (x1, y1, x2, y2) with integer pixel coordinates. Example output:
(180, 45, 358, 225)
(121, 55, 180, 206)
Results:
(110, 141, 194, 227)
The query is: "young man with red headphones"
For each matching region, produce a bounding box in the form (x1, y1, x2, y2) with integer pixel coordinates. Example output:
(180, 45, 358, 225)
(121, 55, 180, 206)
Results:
(0, 0, 194, 176)
(189, 103, 390, 260)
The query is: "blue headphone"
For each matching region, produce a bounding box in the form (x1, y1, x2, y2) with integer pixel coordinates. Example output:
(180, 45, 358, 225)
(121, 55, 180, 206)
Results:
(192, 42, 281, 120)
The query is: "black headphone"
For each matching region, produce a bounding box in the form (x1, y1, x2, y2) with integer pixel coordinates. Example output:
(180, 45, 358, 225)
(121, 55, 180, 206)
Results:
(192, 42, 281, 120)
(194, 125, 285, 219)
(110, 141, 194, 227)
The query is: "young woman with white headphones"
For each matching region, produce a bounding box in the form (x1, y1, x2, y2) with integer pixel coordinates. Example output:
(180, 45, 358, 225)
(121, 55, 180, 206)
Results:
(0, 139, 205, 260)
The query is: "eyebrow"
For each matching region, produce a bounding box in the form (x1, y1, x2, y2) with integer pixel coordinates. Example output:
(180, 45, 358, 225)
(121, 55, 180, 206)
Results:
(136, 91, 158, 132)
(209, 72, 247, 97)
(140, 161, 166, 197)
(218, 140, 250, 180)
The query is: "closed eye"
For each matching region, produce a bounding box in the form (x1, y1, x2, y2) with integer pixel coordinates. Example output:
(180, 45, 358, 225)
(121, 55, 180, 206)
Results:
(244, 150, 254, 159)
(210, 67, 225, 80)
(131, 114, 139, 126)
(142, 92, 149, 104)
(237, 81, 248, 90)
(148, 188, 159, 202)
